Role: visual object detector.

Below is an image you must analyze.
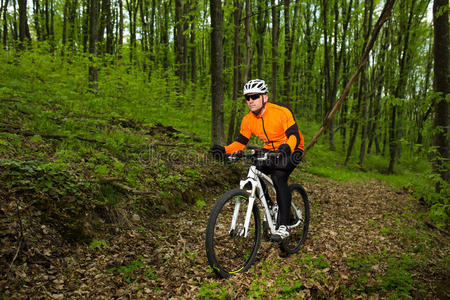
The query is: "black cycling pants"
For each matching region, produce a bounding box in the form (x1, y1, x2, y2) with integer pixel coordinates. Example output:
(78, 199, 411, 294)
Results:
(257, 149, 302, 226)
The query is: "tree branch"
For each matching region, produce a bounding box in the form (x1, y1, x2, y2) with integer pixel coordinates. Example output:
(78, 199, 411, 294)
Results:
(304, 0, 396, 155)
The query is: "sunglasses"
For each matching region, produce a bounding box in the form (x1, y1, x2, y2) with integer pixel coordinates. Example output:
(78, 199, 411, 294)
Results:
(245, 94, 262, 101)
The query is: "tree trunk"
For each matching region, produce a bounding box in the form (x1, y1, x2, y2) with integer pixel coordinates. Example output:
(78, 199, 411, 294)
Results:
(345, 0, 373, 166)
(18, 0, 30, 50)
(227, 0, 242, 144)
(12, 0, 18, 43)
(329, 0, 353, 151)
(161, 0, 169, 69)
(322, 0, 331, 125)
(118, 0, 123, 60)
(388, 0, 415, 174)
(98, 0, 109, 54)
(255, 0, 268, 78)
(2, 0, 8, 49)
(189, 0, 197, 84)
(367, 27, 388, 155)
(68, 0, 78, 54)
(432, 0, 449, 191)
(210, 0, 225, 145)
(175, 0, 188, 84)
(139, 0, 148, 72)
(126, 0, 138, 65)
(82, 0, 89, 52)
(232, 0, 251, 142)
(149, 0, 156, 73)
(358, 0, 374, 167)
(283, 0, 298, 105)
(89, 0, 99, 91)
(49, 0, 54, 51)
(32, 0, 41, 41)
(62, 0, 68, 54)
(271, 0, 280, 101)
(105, 0, 113, 55)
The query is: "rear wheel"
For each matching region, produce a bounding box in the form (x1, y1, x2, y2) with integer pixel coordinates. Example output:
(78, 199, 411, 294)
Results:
(280, 184, 309, 254)
(205, 189, 261, 278)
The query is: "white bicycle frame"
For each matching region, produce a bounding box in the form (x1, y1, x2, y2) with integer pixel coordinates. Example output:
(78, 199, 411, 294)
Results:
(229, 164, 303, 238)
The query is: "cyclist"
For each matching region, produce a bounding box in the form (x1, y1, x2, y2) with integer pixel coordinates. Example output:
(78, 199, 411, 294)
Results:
(211, 79, 304, 241)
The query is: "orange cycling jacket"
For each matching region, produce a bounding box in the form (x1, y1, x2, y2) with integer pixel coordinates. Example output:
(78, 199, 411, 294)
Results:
(225, 102, 304, 154)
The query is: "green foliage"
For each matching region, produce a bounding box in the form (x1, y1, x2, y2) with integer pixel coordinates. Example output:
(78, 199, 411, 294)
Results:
(379, 256, 415, 299)
(199, 282, 232, 299)
(106, 256, 154, 284)
(89, 240, 108, 250)
(195, 199, 206, 210)
(345, 253, 419, 298)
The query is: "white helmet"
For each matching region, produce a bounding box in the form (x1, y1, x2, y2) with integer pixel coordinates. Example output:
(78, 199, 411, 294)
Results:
(243, 79, 268, 95)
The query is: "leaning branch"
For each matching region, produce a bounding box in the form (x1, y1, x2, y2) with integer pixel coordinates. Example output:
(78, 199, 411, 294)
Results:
(303, 0, 396, 155)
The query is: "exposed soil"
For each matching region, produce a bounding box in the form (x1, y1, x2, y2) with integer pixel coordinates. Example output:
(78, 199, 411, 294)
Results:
(1, 170, 449, 299)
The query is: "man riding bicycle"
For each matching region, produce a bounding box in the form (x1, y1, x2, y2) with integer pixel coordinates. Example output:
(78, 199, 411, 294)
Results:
(211, 79, 304, 241)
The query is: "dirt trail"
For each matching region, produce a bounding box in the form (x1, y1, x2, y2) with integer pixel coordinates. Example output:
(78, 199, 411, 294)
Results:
(1, 173, 449, 299)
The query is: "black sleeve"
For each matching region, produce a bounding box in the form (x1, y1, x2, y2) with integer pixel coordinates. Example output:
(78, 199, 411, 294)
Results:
(235, 133, 249, 145)
(285, 123, 300, 149)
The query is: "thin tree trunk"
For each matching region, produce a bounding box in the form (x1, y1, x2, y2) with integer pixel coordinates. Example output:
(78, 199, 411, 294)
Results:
(233, 0, 251, 141)
(283, 0, 298, 105)
(161, 0, 169, 69)
(62, 0, 68, 55)
(82, 0, 89, 52)
(432, 0, 449, 191)
(118, 0, 123, 60)
(271, 0, 280, 101)
(329, 0, 353, 151)
(322, 0, 331, 124)
(388, 0, 415, 174)
(367, 28, 388, 154)
(89, 0, 100, 91)
(345, 0, 373, 166)
(255, 0, 268, 78)
(18, 0, 30, 50)
(68, 0, 78, 54)
(227, 0, 242, 144)
(105, 0, 113, 54)
(32, 0, 41, 41)
(2, 0, 8, 49)
(189, 0, 197, 84)
(358, 0, 374, 167)
(210, 0, 225, 145)
(175, 0, 186, 83)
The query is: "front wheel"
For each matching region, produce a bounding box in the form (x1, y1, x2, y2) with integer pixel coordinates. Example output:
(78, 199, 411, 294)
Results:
(280, 184, 310, 254)
(205, 189, 261, 278)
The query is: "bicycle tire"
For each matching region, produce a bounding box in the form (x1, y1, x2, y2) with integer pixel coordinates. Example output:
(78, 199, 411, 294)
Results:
(205, 188, 261, 278)
(280, 183, 310, 254)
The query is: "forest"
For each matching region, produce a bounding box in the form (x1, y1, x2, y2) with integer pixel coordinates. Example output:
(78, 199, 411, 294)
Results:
(0, 0, 448, 298)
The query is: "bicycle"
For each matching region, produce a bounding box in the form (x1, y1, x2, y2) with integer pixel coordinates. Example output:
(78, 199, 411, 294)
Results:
(205, 150, 310, 278)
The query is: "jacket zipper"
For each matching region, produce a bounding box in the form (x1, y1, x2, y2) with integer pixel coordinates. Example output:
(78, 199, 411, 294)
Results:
(261, 117, 276, 150)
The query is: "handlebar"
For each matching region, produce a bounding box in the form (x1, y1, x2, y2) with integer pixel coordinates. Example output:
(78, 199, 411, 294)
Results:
(226, 149, 283, 162)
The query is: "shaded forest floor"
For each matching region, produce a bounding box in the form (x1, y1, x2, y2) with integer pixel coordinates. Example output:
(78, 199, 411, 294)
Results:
(1, 170, 449, 299)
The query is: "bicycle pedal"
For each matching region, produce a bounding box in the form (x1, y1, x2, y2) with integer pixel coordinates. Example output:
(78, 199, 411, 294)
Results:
(269, 234, 284, 244)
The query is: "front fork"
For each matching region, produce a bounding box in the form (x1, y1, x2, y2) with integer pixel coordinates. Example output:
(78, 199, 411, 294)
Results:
(229, 181, 277, 238)
(229, 192, 256, 238)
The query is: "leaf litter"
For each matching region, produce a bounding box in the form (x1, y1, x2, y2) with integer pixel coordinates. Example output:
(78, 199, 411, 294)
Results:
(1, 171, 449, 299)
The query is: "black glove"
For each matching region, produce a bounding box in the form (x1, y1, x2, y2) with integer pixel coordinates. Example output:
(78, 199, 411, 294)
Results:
(278, 144, 291, 155)
(210, 144, 226, 161)
(271, 144, 291, 169)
